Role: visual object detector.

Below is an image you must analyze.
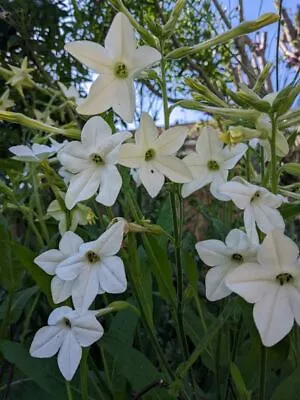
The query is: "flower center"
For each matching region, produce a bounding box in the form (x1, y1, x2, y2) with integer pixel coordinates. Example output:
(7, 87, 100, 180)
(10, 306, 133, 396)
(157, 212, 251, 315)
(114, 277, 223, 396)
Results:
(90, 153, 104, 165)
(114, 62, 129, 79)
(251, 191, 261, 202)
(85, 250, 100, 264)
(276, 273, 293, 286)
(64, 317, 71, 328)
(231, 253, 244, 263)
(207, 160, 219, 171)
(145, 148, 156, 161)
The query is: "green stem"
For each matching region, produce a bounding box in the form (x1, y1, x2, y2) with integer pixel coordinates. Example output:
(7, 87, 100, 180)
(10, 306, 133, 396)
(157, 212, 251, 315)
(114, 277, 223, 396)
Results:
(260, 145, 265, 183)
(65, 381, 73, 400)
(270, 116, 278, 194)
(259, 345, 267, 400)
(20, 291, 40, 343)
(31, 165, 49, 243)
(80, 348, 89, 400)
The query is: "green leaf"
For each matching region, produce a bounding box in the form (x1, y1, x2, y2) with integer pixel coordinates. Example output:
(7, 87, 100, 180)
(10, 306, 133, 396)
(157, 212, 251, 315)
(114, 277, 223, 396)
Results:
(279, 163, 300, 176)
(0, 286, 38, 323)
(271, 366, 300, 400)
(230, 362, 252, 400)
(9, 242, 53, 305)
(0, 340, 71, 398)
(279, 203, 300, 219)
(183, 253, 199, 290)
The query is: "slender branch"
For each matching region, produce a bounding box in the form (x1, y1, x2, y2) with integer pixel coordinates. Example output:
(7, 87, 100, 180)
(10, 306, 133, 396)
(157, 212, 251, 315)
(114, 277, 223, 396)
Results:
(276, 0, 283, 91)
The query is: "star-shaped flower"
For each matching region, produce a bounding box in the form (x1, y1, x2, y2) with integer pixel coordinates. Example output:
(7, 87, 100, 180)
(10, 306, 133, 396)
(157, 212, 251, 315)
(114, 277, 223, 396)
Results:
(7, 57, 34, 97)
(118, 112, 192, 197)
(196, 229, 258, 301)
(181, 126, 247, 200)
(58, 116, 131, 209)
(226, 230, 300, 346)
(30, 306, 104, 380)
(34, 231, 83, 304)
(65, 12, 161, 122)
(219, 178, 285, 244)
(56, 220, 127, 310)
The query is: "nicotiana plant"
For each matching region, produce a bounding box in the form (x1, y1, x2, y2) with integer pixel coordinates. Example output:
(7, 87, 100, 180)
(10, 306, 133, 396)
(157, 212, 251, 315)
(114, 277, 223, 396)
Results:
(1, 1, 300, 399)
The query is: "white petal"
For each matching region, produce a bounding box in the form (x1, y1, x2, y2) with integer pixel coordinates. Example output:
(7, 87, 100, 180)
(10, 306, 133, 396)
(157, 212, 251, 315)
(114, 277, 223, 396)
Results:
(98, 256, 127, 293)
(9, 145, 36, 160)
(226, 263, 276, 303)
(220, 181, 256, 209)
(225, 229, 251, 252)
(100, 131, 132, 162)
(72, 268, 99, 310)
(65, 41, 112, 74)
(58, 142, 90, 174)
(182, 152, 208, 177)
(209, 173, 228, 200)
(51, 276, 74, 304)
(56, 254, 86, 281)
(253, 286, 294, 346)
(59, 231, 84, 256)
(139, 163, 164, 197)
(154, 156, 192, 183)
(288, 284, 300, 325)
(65, 168, 102, 210)
(253, 204, 285, 234)
(77, 75, 118, 116)
(196, 126, 223, 157)
(48, 306, 73, 325)
(112, 79, 135, 123)
(105, 12, 136, 60)
(156, 126, 188, 155)
(244, 207, 259, 245)
(30, 326, 64, 358)
(135, 113, 158, 149)
(81, 116, 111, 151)
(259, 189, 283, 208)
(131, 46, 161, 77)
(196, 240, 229, 266)
(34, 250, 65, 275)
(79, 220, 124, 257)
(221, 143, 247, 170)
(57, 332, 82, 381)
(71, 315, 104, 346)
(118, 143, 144, 168)
(205, 265, 232, 301)
(258, 230, 299, 272)
(95, 165, 122, 206)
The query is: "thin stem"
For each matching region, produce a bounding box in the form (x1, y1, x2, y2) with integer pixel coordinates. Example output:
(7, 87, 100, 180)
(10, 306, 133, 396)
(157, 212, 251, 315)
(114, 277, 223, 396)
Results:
(260, 145, 265, 183)
(20, 291, 40, 343)
(259, 345, 267, 400)
(270, 116, 278, 193)
(65, 381, 73, 400)
(275, 0, 283, 91)
(80, 349, 89, 400)
(31, 165, 49, 243)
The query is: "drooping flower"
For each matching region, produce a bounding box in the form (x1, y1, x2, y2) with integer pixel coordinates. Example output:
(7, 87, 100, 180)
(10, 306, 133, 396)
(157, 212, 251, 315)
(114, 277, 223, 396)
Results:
(226, 230, 300, 346)
(47, 195, 94, 235)
(58, 116, 131, 209)
(64, 12, 161, 122)
(181, 126, 247, 200)
(34, 231, 83, 304)
(196, 229, 258, 301)
(30, 306, 104, 380)
(56, 220, 127, 310)
(118, 112, 192, 197)
(9, 143, 55, 162)
(219, 178, 285, 244)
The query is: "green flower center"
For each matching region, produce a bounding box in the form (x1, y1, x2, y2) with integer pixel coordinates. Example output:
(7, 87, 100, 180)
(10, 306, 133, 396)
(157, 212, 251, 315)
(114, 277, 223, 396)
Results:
(91, 153, 104, 165)
(145, 148, 156, 161)
(276, 273, 293, 286)
(114, 62, 129, 79)
(231, 253, 244, 263)
(86, 250, 100, 264)
(207, 160, 219, 171)
(64, 317, 71, 328)
(251, 191, 261, 202)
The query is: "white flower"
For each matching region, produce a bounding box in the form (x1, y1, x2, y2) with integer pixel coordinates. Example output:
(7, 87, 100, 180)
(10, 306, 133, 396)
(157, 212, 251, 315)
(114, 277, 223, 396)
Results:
(118, 112, 192, 197)
(181, 126, 247, 200)
(226, 230, 300, 346)
(58, 116, 131, 209)
(30, 306, 104, 380)
(34, 231, 83, 304)
(56, 220, 127, 310)
(130, 168, 142, 187)
(58, 82, 83, 105)
(9, 143, 54, 162)
(47, 196, 91, 235)
(219, 178, 285, 244)
(196, 229, 258, 301)
(65, 12, 161, 122)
